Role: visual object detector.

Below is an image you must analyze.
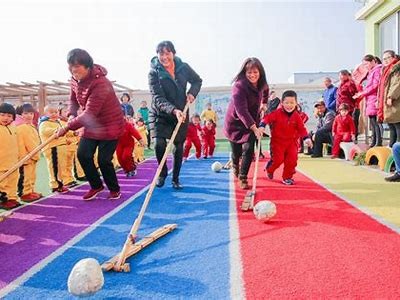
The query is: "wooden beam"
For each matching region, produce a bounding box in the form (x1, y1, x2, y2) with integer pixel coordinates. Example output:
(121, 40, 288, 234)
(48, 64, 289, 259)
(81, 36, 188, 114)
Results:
(38, 83, 47, 114)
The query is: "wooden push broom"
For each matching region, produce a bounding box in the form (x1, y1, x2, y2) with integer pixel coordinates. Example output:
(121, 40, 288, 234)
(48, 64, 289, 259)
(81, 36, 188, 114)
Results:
(241, 135, 262, 212)
(0, 132, 58, 184)
(102, 103, 190, 272)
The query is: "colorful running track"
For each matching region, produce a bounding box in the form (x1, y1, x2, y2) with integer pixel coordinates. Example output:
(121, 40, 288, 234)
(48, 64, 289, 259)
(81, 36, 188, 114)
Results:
(0, 154, 400, 298)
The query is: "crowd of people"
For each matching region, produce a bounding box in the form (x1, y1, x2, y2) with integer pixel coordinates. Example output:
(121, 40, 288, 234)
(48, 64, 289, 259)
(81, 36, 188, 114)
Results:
(1, 43, 400, 210)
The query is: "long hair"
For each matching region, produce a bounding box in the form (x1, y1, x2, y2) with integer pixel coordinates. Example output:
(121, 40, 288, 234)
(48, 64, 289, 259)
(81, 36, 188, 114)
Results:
(232, 57, 268, 90)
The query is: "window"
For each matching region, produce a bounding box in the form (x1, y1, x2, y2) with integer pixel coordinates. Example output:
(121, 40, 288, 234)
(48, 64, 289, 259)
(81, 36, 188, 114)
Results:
(379, 11, 399, 55)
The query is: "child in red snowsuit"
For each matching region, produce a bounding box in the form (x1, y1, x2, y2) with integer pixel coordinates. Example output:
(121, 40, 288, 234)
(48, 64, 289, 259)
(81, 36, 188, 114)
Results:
(116, 116, 144, 177)
(183, 114, 202, 160)
(331, 103, 356, 159)
(260, 90, 312, 185)
(202, 119, 216, 158)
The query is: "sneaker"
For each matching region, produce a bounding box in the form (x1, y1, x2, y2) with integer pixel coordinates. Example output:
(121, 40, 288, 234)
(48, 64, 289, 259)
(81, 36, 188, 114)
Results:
(172, 181, 183, 190)
(203, 156, 208, 159)
(31, 192, 43, 198)
(311, 154, 323, 158)
(52, 186, 69, 194)
(384, 172, 400, 182)
(239, 175, 249, 190)
(267, 172, 273, 180)
(156, 176, 166, 188)
(82, 186, 104, 201)
(282, 178, 295, 185)
(66, 181, 78, 188)
(20, 193, 41, 202)
(0, 199, 21, 210)
(76, 176, 87, 181)
(126, 170, 137, 177)
(108, 191, 121, 200)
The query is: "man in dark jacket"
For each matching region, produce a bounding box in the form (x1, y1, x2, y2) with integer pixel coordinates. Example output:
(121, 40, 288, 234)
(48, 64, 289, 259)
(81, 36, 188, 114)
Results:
(148, 41, 202, 189)
(310, 101, 335, 157)
(57, 48, 124, 200)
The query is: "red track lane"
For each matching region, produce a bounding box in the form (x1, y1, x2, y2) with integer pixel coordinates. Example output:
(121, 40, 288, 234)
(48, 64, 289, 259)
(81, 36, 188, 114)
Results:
(235, 158, 400, 298)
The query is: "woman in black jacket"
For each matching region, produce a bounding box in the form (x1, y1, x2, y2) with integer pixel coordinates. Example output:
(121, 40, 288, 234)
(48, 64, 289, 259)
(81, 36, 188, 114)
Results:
(148, 41, 202, 189)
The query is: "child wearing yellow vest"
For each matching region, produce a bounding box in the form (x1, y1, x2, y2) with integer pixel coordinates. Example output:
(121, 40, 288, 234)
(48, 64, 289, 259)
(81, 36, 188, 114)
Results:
(134, 117, 148, 163)
(16, 104, 42, 202)
(0, 103, 20, 209)
(200, 102, 217, 125)
(39, 105, 69, 194)
(59, 105, 85, 186)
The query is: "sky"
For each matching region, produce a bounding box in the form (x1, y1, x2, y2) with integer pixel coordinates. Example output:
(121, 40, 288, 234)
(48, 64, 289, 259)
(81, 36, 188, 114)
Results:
(0, 0, 365, 89)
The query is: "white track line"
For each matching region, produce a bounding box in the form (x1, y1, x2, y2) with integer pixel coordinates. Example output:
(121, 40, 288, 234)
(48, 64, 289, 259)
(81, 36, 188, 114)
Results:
(229, 171, 245, 300)
(297, 168, 400, 235)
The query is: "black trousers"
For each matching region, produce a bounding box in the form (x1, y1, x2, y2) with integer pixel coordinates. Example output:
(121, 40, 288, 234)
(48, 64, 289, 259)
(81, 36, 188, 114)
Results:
(389, 122, 400, 148)
(313, 130, 332, 156)
(77, 138, 119, 192)
(154, 137, 184, 182)
(230, 133, 256, 178)
(369, 116, 382, 147)
(352, 108, 360, 141)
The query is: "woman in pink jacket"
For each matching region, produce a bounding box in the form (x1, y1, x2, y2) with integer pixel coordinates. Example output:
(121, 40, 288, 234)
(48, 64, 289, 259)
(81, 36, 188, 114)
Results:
(354, 55, 383, 148)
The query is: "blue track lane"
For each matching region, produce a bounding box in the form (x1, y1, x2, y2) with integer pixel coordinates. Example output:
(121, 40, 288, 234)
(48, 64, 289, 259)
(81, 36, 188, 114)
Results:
(6, 155, 231, 299)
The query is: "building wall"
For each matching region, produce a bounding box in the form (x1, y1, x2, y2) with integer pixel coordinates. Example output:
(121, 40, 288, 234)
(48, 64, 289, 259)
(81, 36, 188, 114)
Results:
(364, 0, 400, 54)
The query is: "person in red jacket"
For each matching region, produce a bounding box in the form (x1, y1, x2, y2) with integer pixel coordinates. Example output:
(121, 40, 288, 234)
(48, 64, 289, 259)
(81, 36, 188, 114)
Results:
(331, 103, 356, 159)
(56, 49, 125, 201)
(183, 114, 202, 160)
(336, 69, 358, 141)
(116, 114, 145, 177)
(260, 90, 312, 185)
(202, 119, 216, 158)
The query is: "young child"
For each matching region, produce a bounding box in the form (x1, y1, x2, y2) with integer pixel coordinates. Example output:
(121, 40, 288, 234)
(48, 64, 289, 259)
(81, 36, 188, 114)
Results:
(297, 104, 309, 153)
(134, 117, 148, 163)
(38, 105, 69, 193)
(331, 103, 356, 159)
(15, 103, 42, 202)
(120, 93, 134, 117)
(116, 115, 144, 177)
(0, 103, 20, 209)
(200, 103, 217, 125)
(336, 70, 358, 114)
(137, 101, 151, 149)
(260, 90, 312, 185)
(59, 105, 85, 186)
(202, 119, 216, 159)
(183, 114, 202, 160)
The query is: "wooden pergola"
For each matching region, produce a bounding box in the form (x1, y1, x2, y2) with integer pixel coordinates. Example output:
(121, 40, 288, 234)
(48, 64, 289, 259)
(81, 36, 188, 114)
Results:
(0, 81, 137, 113)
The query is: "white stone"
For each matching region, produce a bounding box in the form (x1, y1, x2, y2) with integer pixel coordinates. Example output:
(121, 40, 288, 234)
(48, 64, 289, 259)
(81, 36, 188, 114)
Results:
(211, 161, 223, 172)
(253, 200, 277, 222)
(68, 258, 104, 297)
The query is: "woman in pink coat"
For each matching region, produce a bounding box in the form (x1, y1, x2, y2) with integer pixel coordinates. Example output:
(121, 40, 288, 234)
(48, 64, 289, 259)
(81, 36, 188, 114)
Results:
(354, 55, 382, 147)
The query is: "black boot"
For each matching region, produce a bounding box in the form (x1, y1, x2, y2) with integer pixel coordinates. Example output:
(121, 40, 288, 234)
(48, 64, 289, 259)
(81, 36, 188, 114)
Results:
(385, 172, 400, 182)
(238, 175, 249, 190)
(232, 164, 239, 178)
(172, 180, 183, 190)
(156, 176, 166, 188)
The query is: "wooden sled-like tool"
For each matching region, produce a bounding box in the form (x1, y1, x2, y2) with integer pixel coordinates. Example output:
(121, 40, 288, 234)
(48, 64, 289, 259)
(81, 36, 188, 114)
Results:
(102, 224, 177, 272)
(241, 135, 262, 212)
(102, 103, 189, 272)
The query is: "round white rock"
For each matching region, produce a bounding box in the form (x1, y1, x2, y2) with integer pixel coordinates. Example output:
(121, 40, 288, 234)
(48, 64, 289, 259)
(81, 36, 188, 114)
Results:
(68, 258, 104, 297)
(211, 161, 223, 172)
(253, 200, 277, 222)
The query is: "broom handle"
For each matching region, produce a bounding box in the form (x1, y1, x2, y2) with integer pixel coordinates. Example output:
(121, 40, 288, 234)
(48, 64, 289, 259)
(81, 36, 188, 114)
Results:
(116, 102, 190, 269)
(251, 136, 262, 194)
(0, 133, 58, 183)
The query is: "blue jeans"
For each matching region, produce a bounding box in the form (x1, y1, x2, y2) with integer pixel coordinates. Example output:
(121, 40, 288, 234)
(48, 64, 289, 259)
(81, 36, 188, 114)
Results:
(393, 142, 400, 174)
